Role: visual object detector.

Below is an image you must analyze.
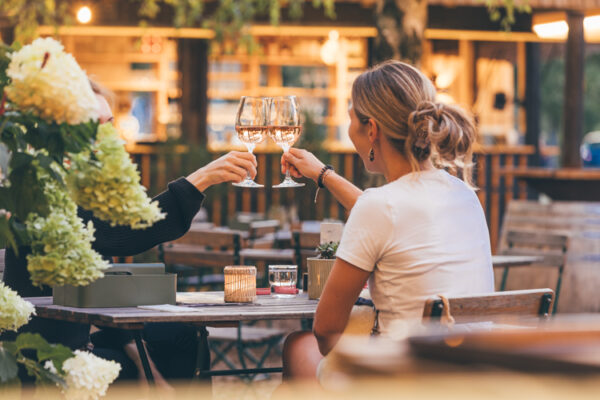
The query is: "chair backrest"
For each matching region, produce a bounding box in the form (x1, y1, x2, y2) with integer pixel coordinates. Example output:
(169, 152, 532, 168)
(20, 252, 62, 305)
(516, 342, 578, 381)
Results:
(422, 289, 555, 324)
(292, 231, 320, 274)
(161, 227, 242, 267)
(501, 230, 569, 268)
(249, 220, 279, 239)
(246, 220, 279, 249)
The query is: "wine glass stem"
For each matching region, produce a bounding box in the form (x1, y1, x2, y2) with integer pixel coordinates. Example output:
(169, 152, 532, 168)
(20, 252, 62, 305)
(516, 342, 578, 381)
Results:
(246, 143, 256, 181)
(281, 145, 291, 181)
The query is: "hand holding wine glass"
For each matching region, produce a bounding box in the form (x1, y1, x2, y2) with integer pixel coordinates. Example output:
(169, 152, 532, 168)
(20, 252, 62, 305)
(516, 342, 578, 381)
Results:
(268, 96, 305, 188)
(234, 96, 268, 188)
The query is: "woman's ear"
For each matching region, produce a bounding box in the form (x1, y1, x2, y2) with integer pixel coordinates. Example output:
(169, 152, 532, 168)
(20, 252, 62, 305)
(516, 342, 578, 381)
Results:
(367, 118, 380, 144)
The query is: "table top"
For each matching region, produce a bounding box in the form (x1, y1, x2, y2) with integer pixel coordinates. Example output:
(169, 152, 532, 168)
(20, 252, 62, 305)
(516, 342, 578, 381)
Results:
(491, 255, 543, 268)
(28, 292, 318, 330)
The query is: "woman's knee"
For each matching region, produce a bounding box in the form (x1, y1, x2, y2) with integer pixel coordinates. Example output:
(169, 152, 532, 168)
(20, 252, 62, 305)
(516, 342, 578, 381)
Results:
(282, 331, 313, 361)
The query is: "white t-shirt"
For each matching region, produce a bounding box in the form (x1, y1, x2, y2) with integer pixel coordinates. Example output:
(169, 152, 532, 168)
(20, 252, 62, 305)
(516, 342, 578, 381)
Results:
(336, 169, 494, 333)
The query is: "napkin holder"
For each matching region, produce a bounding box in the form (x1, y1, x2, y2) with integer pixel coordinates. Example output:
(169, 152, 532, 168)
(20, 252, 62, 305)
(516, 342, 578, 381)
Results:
(53, 263, 176, 308)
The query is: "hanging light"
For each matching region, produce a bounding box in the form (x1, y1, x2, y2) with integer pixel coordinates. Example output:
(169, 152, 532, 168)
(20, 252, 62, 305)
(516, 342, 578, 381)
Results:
(77, 6, 92, 24)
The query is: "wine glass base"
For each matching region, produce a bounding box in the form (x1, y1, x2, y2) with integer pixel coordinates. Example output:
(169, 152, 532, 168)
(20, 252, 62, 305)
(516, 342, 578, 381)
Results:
(273, 180, 305, 189)
(233, 180, 264, 188)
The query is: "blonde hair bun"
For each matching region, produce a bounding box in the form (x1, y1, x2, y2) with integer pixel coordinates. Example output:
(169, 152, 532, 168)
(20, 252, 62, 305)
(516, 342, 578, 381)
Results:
(351, 60, 476, 186)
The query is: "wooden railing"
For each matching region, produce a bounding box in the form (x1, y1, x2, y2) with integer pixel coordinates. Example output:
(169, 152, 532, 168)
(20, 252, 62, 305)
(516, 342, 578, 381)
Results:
(128, 144, 536, 252)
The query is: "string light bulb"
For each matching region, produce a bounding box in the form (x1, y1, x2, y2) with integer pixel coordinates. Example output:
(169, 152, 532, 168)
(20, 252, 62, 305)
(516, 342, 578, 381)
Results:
(77, 6, 92, 24)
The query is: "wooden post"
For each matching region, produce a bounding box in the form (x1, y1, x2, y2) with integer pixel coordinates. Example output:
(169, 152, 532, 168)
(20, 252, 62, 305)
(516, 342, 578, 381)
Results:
(525, 42, 541, 166)
(458, 40, 475, 110)
(561, 11, 585, 168)
(178, 39, 208, 145)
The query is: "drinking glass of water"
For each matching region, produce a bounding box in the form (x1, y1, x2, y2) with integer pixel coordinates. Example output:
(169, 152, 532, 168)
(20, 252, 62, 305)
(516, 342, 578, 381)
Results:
(268, 265, 298, 298)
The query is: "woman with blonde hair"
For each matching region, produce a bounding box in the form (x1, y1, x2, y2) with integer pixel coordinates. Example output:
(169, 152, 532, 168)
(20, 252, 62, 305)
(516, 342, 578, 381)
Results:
(281, 60, 494, 379)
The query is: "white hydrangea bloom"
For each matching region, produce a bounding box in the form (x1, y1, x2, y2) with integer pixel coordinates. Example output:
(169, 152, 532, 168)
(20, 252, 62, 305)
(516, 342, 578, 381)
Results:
(0, 282, 35, 332)
(6, 37, 98, 125)
(62, 350, 121, 400)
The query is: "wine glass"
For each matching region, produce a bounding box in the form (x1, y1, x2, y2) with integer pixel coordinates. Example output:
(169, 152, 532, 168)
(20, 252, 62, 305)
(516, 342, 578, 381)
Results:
(268, 96, 305, 188)
(233, 96, 268, 188)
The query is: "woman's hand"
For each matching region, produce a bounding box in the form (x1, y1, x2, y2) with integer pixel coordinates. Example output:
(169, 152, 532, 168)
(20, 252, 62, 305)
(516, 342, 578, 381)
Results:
(281, 148, 325, 183)
(186, 151, 257, 192)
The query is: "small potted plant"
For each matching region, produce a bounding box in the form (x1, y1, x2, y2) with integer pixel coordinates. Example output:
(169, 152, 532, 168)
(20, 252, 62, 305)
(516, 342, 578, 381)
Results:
(307, 241, 339, 300)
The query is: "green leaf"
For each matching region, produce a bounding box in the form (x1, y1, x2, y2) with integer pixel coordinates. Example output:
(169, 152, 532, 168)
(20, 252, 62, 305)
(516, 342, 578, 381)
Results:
(14, 333, 51, 353)
(37, 344, 73, 370)
(0, 347, 18, 383)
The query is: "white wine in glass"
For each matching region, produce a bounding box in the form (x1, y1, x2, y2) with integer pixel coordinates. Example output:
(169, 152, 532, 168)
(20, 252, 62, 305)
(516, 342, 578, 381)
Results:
(233, 96, 268, 188)
(268, 96, 305, 188)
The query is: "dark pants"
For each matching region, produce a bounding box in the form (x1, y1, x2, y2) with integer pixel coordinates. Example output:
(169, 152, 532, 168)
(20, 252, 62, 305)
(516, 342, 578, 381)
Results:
(90, 324, 211, 382)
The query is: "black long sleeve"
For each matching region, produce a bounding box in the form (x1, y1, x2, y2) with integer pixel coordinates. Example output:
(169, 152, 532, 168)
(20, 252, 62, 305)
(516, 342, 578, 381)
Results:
(79, 177, 205, 258)
(4, 177, 204, 296)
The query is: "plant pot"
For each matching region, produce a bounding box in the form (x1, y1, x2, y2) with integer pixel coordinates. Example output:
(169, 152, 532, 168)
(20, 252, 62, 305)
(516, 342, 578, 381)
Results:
(307, 258, 335, 300)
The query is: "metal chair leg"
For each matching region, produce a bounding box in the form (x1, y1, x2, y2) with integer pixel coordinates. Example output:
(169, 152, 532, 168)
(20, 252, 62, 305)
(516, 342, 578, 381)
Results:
(553, 266, 564, 314)
(134, 330, 154, 383)
(499, 267, 509, 291)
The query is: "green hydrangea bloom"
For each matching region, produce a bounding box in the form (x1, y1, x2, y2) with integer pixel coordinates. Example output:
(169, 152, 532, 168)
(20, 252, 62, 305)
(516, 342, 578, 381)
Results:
(26, 178, 109, 287)
(67, 123, 165, 229)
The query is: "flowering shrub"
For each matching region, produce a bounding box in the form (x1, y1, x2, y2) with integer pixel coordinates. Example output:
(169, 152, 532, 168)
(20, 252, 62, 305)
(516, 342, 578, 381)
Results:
(26, 177, 109, 287)
(60, 351, 121, 400)
(5, 37, 98, 125)
(68, 123, 165, 229)
(0, 37, 160, 395)
(0, 282, 35, 332)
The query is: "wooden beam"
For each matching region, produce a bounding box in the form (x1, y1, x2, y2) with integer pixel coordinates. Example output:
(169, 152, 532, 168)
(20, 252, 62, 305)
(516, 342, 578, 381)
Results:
(36, 25, 377, 39)
(458, 40, 475, 109)
(425, 28, 563, 43)
(561, 11, 585, 168)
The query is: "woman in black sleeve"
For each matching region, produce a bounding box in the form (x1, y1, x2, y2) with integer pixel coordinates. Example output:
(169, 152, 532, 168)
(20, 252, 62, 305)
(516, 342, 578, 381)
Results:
(2, 81, 257, 386)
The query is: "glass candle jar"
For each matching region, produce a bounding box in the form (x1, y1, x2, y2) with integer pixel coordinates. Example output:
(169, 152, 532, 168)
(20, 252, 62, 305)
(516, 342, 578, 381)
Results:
(224, 266, 257, 303)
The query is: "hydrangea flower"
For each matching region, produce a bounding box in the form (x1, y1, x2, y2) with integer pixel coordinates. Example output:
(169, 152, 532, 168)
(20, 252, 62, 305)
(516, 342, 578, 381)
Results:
(0, 282, 35, 332)
(60, 351, 121, 400)
(26, 178, 109, 287)
(5, 37, 98, 125)
(68, 123, 165, 229)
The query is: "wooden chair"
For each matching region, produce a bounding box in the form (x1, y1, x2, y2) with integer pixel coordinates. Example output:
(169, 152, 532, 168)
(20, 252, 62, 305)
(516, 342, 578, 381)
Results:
(422, 288, 555, 324)
(206, 324, 286, 381)
(292, 231, 320, 280)
(160, 227, 242, 291)
(247, 220, 280, 249)
(498, 230, 569, 314)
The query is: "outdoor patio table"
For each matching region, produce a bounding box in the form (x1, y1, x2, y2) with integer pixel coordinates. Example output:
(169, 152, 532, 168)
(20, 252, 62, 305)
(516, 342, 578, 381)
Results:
(27, 293, 318, 383)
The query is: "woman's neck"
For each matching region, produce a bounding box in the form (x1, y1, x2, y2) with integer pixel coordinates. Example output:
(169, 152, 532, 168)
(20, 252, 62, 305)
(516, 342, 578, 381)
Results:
(379, 143, 434, 182)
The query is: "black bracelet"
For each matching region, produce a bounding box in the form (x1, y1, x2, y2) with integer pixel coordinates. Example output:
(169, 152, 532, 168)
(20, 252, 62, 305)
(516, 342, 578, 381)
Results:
(317, 165, 334, 188)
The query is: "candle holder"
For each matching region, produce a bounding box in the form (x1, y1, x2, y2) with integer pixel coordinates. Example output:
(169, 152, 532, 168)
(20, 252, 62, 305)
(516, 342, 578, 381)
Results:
(224, 266, 257, 303)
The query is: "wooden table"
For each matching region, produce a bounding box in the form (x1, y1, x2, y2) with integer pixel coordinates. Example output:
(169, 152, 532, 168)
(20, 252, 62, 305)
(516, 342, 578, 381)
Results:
(505, 167, 600, 201)
(28, 293, 318, 382)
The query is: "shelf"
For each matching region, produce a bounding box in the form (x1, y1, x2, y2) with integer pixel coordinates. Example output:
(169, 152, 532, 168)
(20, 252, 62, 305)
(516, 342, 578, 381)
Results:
(208, 87, 337, 100)
(209, 55, 367, 69)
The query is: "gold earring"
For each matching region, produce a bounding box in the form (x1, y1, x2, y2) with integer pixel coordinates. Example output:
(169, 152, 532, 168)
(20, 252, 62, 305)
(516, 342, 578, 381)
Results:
(369, 148, 375, 162)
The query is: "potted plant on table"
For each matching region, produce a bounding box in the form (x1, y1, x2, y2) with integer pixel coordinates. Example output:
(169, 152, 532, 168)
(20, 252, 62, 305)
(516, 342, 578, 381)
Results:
(307, 241, 338, 300)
